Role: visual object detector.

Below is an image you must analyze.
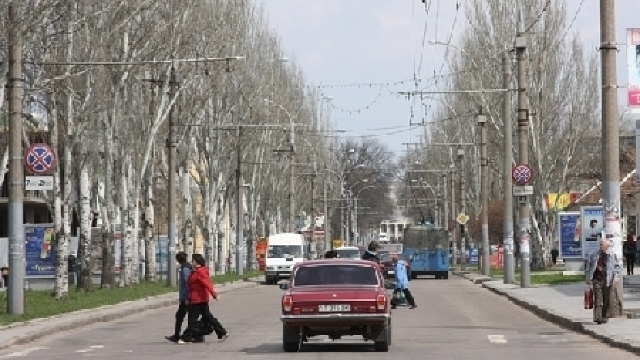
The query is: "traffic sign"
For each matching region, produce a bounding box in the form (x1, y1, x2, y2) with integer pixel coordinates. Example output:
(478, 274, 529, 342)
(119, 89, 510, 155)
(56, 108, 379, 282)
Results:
(25, 176, 54, 190)
(511, 164, 533, 185)
(457, 213, 469, 225)
(513, 185, 534, 196)
(24, 143, 57, 175)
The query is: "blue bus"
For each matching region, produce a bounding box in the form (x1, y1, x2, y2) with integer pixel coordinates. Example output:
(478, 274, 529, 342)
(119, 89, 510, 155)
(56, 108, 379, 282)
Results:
(402, 224, 450, 279)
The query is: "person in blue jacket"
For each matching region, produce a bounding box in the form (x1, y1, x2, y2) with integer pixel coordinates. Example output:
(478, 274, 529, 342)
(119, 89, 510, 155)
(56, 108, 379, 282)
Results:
(165, 251, 192, 342)
(390, 254, 417, 309)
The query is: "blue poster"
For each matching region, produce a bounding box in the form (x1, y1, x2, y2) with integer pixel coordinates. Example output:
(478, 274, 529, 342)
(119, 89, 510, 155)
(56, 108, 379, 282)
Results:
(558, 212, 582, 259)
(25, 224, 56, 277)
(468, 248, 479, 265)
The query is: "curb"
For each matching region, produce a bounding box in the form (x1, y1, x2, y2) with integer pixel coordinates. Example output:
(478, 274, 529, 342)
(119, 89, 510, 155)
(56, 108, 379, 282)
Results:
(454, 272, 640, 355)
(0, 277, 261, 350)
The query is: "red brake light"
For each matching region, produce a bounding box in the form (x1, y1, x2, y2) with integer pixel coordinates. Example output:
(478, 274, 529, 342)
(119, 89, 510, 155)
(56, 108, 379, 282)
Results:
(283, 296, 292, 312)
(376, 294, 386, 310)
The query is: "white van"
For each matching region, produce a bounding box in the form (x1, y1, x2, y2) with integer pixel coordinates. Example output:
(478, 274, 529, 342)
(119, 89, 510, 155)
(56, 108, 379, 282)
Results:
(265, 233, 305, 284)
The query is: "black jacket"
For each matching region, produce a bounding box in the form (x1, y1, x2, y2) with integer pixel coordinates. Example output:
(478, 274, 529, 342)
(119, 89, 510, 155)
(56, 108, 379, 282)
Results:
(361, 251, 379, 263)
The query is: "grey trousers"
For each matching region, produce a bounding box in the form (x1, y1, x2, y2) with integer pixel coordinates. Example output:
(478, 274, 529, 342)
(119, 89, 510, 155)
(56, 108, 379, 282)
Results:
(593, 280, 610, 321)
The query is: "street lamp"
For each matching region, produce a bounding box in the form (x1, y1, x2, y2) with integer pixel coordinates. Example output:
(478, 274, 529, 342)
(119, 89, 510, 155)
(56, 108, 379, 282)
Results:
(477, 107, 490, 276)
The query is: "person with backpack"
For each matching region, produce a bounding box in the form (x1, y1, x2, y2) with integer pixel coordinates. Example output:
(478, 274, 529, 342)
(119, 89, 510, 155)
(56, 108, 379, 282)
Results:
(390, 254, 417, 309)
(165, 252, 192, 343)
(180, 254, 229, 344)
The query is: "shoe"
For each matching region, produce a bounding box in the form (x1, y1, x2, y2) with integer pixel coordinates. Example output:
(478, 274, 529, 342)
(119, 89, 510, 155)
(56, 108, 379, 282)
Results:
(410, 305, 417, 309)
(595, 319, 603, 324)
(165, 335, 179, 343)
(177, 339, 186, 344)
(219, 333, 230, 342)
(602, 318, 608, 324)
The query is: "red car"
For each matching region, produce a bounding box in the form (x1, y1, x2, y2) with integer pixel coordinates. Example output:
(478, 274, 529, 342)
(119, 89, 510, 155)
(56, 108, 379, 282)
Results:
(279, 259, 392, 352)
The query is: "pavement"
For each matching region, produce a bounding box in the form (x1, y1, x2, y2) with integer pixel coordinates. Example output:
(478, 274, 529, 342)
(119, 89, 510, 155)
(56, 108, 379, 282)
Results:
(0, 275, 636, 359)
(0, 277, 261, 351)
(455, 270, 640, 355)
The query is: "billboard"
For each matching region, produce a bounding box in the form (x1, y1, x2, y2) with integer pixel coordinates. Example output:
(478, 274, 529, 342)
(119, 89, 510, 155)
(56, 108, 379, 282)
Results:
(25, 224, 56, 277)
(581, 206, 603, 258)
(627, 29, 640, 106)
(557, 212, 582, 259)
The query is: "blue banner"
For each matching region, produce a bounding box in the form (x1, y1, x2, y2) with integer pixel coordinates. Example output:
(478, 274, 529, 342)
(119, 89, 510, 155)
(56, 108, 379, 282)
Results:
(468, 248, 479, 265)
(558, 212, 582, 259)
(25, 224, 56, 277)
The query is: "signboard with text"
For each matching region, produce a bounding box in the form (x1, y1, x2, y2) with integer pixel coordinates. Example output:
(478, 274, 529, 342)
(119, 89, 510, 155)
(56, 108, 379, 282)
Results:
(25, 224, 56, 277)
(581, 206, 603, 258)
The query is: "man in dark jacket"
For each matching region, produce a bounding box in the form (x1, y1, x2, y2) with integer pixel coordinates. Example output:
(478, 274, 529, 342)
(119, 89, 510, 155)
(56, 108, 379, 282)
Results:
(362, 241, 380, 263)
(165, 251, 192, 342)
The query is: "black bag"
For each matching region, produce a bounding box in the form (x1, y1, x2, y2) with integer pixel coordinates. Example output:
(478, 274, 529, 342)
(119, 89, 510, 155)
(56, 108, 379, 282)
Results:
(192, 319, 214, 337)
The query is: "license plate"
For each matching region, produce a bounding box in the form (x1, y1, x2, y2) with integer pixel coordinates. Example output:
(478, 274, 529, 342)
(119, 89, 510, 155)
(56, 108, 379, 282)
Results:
(318, 304, 350, 312)
(387, 270, 394, 275)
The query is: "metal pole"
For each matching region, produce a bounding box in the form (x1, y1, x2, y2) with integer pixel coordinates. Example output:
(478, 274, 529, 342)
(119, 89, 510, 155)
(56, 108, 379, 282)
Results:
(450, 170, 457, 266)
(600, 0, 623, 313)
(502, 52, 515, 284)
(289, 133, 295, 233)
(479, 106, 490, 276)
(310, 175, 314, 258)
(347, 192, 352, 246)
(354, 197, 359, 245)
(458, 148, 467, 271)
(236, 126, 243, 275)
(442, 173, 450, 263)
(167, 63, 178, 287)
(7, 1, 24, 314)
(323, 180, 330, 253)
(516, 8, 531, 287)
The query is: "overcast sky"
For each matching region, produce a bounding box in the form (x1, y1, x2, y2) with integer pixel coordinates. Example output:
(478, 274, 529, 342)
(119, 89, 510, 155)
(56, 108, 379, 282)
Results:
(254, 0, 640, 159)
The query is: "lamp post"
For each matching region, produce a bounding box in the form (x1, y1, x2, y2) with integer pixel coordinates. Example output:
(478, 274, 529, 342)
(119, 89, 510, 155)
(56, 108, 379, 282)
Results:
(477, 106, 490, 276)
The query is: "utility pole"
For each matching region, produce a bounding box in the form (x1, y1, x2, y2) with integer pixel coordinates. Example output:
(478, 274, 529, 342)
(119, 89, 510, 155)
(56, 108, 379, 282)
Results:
(309, 174, 315, 258)
(516, 7, 531, 288)
(323, 180, 330, 253)
(457, 147, 467, 271)
(236, 126, 244, 275)
(478, 106, 490, 276)
(289, 135, 295, 233)
(166, 63, 179, 287)
(7, 1, 24, 314)
(442, 173, 450, 258)
(600, 0, 623, 314)
(502, 52, 515, 284)
(450, 169, 457, 266)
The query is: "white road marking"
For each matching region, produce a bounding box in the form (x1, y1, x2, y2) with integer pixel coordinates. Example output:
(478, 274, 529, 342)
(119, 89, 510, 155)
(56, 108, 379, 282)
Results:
(0, 347, 47, 358)
(487, 335, 507, 344)
(89, 345, 104, 349)
(75, 344, 105, 353)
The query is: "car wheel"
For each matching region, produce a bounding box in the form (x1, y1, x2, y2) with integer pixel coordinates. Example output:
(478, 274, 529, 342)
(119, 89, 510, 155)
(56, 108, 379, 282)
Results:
(410, 272, 417, 280)
(373, 323, 390, 352)
(442, 272, 449, 280)
(282, 325, 300, 352)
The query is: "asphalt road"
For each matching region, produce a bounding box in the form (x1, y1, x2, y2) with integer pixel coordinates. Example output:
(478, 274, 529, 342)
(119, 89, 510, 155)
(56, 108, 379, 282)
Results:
(0, 276, 636, 359)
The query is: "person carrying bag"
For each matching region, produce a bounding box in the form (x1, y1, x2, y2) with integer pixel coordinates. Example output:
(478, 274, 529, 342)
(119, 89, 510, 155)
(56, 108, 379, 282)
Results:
(180, 254, 230, 344)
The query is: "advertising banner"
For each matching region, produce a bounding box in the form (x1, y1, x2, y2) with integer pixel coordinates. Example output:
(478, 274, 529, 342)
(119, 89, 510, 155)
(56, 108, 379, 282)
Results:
(627, 29, 640, 106)
(25, 224, 56, 277)
(581, 206, 603, 258)
(557, 212, 582, 259)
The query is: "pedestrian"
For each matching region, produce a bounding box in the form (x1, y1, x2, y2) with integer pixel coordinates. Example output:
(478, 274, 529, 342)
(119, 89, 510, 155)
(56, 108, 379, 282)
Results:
(390, 254, 417, 309)
(181, 254, 229, 344)
(551, 248, 559, 265)
(165, 251, 192, 343)
(586, 238, 621, 324)
(623, 234, 636, 275)
(361, 241, 380, 263)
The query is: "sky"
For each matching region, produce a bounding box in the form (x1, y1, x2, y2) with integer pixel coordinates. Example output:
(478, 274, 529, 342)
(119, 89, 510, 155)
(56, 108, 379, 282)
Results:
(254, 0, 640, 159)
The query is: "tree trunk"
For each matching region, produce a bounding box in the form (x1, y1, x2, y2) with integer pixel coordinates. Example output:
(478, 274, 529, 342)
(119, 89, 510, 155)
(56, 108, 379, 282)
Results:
(181, 165, 193, 258)
(143, 170, 156, 282)
(100, 126, 116, 289)
(77, 165, 93, 291)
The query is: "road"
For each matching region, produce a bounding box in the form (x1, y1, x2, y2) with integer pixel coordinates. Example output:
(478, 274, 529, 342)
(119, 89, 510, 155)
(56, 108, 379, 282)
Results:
(0, 276, 635, 359)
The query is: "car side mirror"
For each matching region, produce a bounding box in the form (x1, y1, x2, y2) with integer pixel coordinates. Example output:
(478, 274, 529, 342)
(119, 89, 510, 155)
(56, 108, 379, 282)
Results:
(279, 282, 290, 290)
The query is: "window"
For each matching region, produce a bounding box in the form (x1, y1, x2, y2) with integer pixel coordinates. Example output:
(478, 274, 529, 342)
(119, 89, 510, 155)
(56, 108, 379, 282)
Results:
(267, 245, 302, 258)
(293, 265, 379, 286)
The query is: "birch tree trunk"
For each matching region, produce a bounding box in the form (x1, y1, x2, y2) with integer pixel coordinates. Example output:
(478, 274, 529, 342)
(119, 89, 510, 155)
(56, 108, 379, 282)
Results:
(181, 165, 193, 258)
(128, 161, 139, 284)
(77, 165, 92, 292)
(51, 92, 65, 299)
(119, 158, 132, 287)
(143, 167, 156, 282)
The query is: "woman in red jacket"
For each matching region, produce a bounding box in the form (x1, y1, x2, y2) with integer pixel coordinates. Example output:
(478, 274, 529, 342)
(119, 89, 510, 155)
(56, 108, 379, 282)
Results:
(181, 254, 229, 343)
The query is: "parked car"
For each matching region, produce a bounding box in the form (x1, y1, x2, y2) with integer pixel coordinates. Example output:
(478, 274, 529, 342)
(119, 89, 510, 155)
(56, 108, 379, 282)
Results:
(279, 259, 392, 352)
(379, 253, 412, 280)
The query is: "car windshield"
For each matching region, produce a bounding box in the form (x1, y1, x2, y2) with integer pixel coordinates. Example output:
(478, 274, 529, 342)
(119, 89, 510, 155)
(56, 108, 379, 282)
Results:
(293, 265, 379, 286)
(336, 249, 360, 259)
(267, 245, 302, 258)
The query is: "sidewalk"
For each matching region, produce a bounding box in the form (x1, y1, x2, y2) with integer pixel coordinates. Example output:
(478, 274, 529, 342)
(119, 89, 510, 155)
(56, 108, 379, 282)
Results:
(0, 277, 262, 350)
(455, 271, 640, 355)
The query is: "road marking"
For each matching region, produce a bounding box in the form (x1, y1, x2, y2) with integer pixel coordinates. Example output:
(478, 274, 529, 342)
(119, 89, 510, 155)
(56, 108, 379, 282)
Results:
(487, 335, 507, 344)
(75, 344, 105, 353)
(0, 347, 47, 358)
(89, 345, 104, 349)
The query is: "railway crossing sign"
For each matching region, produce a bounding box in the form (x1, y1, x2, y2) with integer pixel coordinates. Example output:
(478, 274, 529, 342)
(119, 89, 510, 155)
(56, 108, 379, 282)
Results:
(24, 143, 57, 175)
(511, 164, 533, 185)
(456, 213, 469, 225)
